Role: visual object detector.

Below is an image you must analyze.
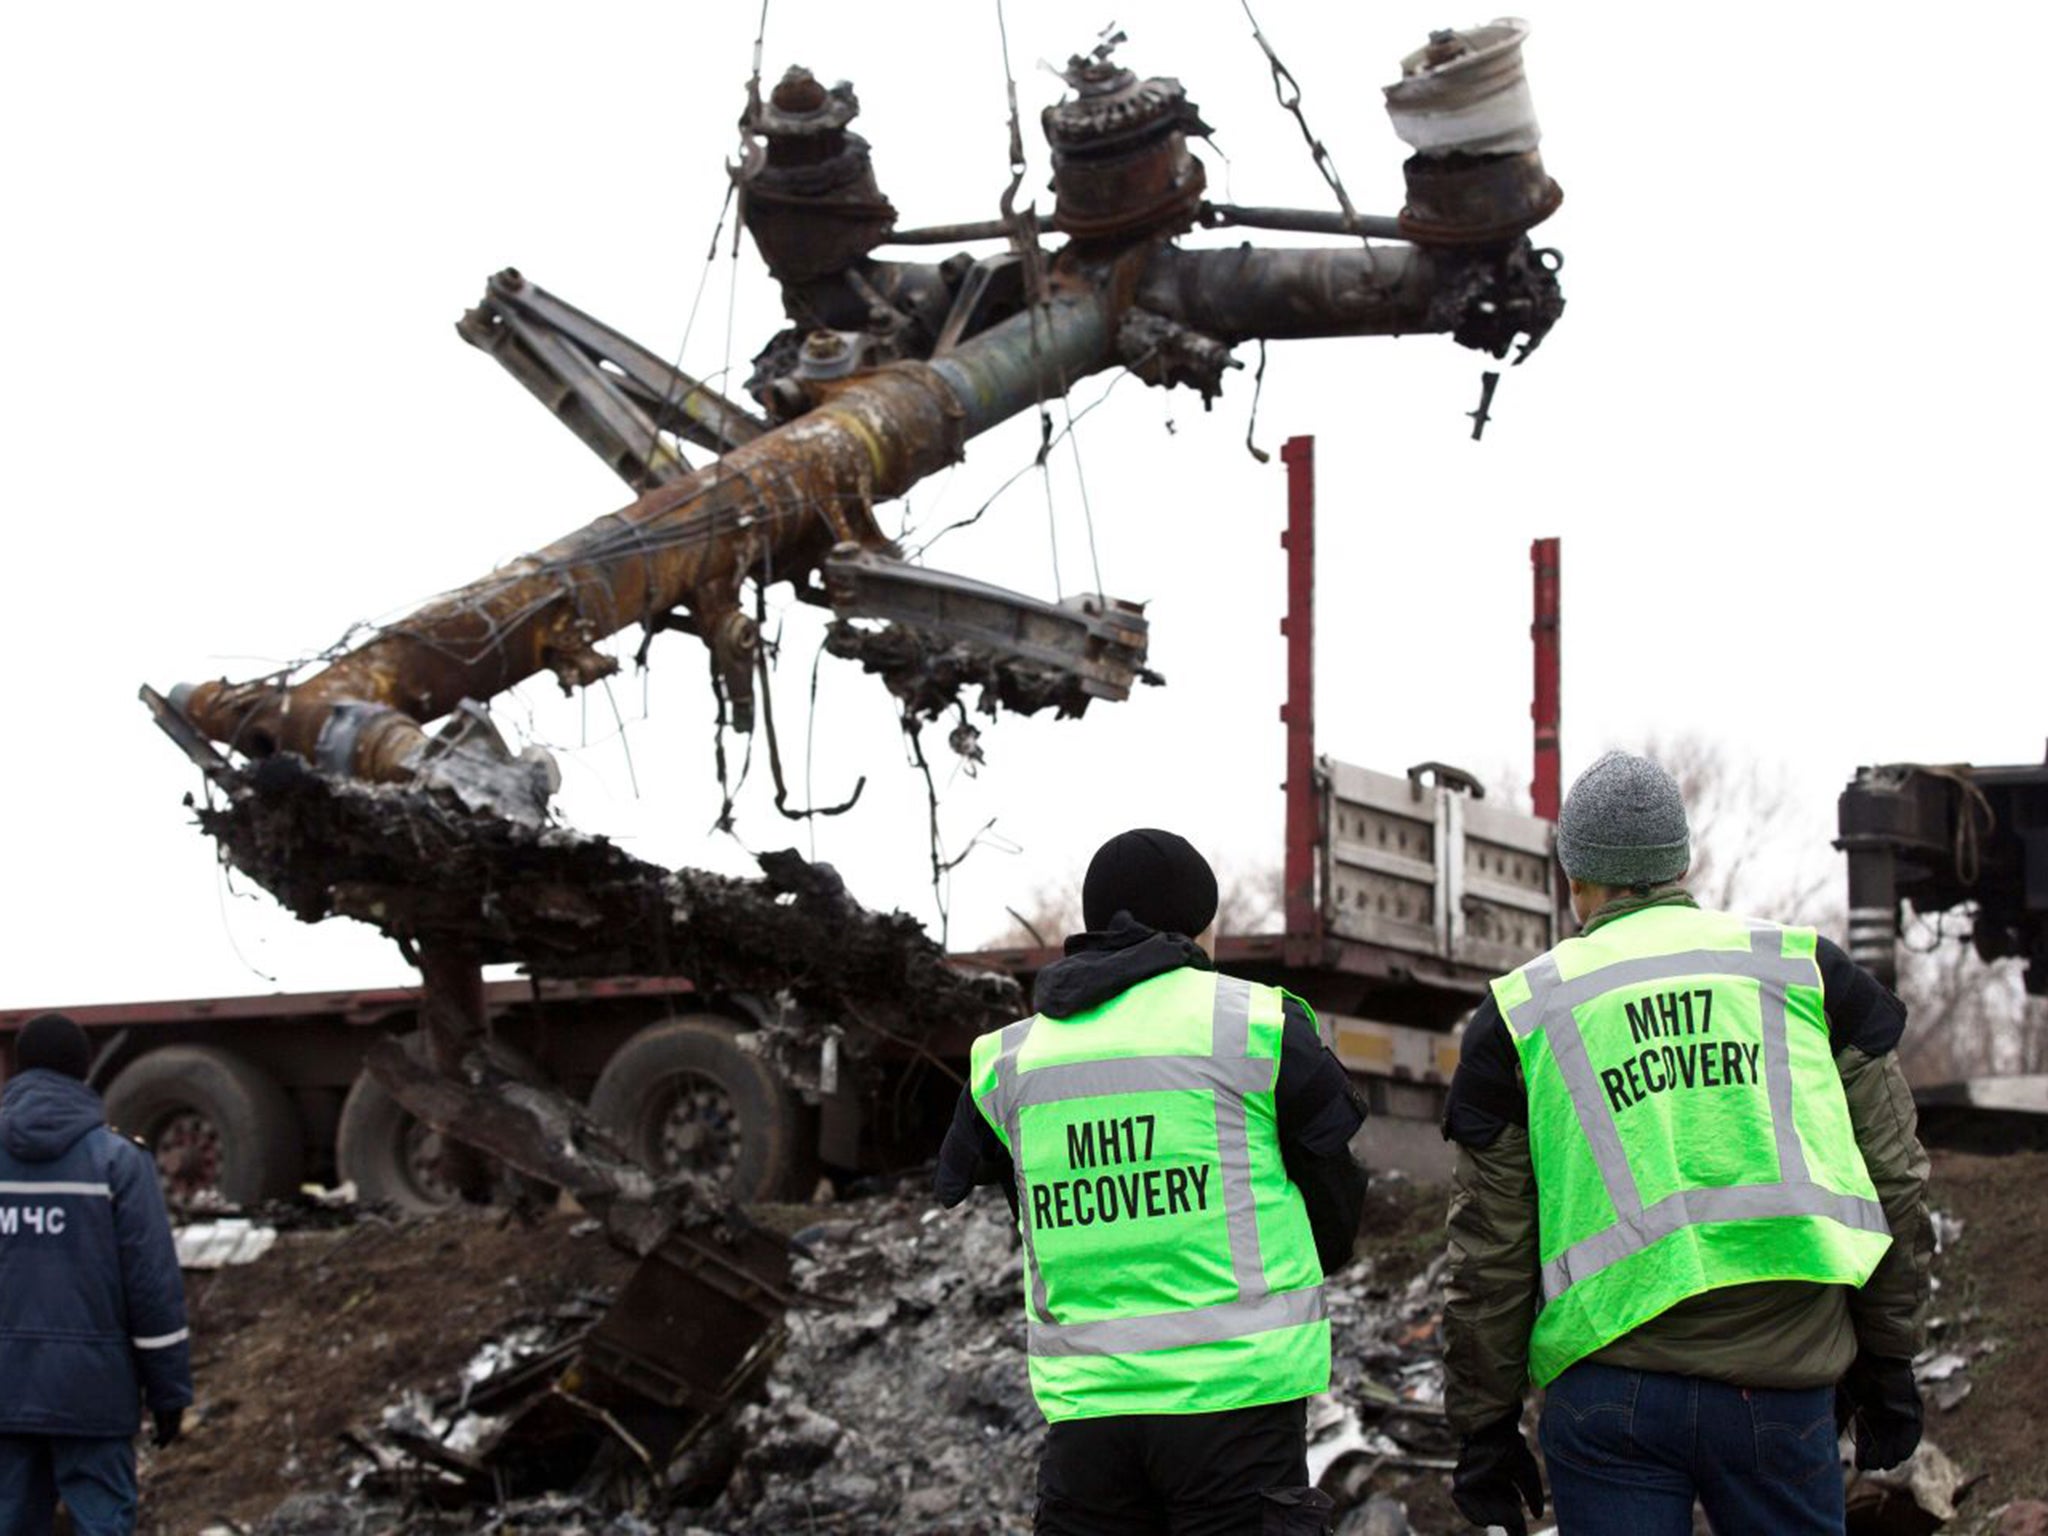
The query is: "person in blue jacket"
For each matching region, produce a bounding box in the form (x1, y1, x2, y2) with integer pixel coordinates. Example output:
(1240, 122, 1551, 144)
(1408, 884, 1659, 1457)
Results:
(0, 1014, 192, 1536)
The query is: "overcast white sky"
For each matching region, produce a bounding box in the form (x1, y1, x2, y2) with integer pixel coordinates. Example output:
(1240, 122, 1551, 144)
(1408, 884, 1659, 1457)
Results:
(3, 2, 2042, 1009)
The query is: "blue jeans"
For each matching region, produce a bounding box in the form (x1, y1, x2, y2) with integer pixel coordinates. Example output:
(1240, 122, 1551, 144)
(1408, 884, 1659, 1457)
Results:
(0, 1435, 137, 1536)
(1540, 1362, 1844, 1536)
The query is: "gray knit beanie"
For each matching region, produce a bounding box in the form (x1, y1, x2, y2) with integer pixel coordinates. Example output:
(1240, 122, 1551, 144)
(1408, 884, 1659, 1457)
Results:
(1556, 751, 1691, 887)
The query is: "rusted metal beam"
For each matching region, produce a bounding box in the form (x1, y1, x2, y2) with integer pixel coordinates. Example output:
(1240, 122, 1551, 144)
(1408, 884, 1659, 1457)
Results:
(456, 268, 766, 489)
(174, 278, 1115, 788)
(160, 22, 1566, 815)
(168, 231, 1555, 810)
(1198, 203, 1407, 241)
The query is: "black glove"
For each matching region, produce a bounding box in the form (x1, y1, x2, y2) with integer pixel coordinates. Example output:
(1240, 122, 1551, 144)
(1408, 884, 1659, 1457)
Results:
(151, 1407, 184, 1449)
(1451, 1410, 1544, 1535)
(1836, 1354, 1921, 1471)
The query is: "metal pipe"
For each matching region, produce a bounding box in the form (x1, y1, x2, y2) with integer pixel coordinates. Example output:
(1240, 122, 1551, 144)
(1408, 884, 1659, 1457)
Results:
(878, 218, 1015, 246)
(175, 283, 1117, 781)
(927, 283, 1114, 436)
(1135, 243, 1447, 344)
(1199, 203, 1406, 242)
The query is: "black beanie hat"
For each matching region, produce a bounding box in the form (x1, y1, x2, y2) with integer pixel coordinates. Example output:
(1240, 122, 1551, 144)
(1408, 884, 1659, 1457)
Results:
(1082, 829, 1219, 938)
(16, 1013, 91, 1081)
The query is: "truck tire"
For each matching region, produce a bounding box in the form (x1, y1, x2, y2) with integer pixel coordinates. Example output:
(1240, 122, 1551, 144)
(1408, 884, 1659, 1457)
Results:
(104, 1045, 303, 1211)
(336, 1032, 524, 1217)
(588, 1015, 814, 1202)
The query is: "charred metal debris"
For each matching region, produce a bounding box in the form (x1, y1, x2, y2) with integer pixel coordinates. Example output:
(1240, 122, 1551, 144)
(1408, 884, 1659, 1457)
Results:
(143, 25, 1565, 1514)
(154, 21, 1566, 823)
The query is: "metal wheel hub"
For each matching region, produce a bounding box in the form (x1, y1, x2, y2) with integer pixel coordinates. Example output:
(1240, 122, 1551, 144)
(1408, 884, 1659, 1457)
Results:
(153, 1110, 226, 1210)
(652, 1073, 742, 1185)
(401, 1120, 461, 1206)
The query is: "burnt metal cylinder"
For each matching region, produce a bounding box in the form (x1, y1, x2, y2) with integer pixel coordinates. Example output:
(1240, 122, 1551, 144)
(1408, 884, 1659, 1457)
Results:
(1384, 21, 1563, 245)
(1043, 56, 1209, 244)
(1134, 243, 1444, 344)
(739, 67, 897, 283)
(1845, 846, 1900, 988)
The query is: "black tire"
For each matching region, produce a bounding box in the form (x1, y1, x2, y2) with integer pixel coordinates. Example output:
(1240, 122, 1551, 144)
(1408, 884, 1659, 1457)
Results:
(335, 1031, 497, 1217)
(588, 1015, 814, 1202)
(105, 1045, 303, 1211)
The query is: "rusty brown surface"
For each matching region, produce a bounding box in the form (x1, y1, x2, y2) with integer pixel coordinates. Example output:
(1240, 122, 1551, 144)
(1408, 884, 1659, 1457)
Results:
(180, 360, 963, 779)
(739, 68, 898, 284)
(1043, 52, 1211, 245)
(1397, 149, 1564, 246)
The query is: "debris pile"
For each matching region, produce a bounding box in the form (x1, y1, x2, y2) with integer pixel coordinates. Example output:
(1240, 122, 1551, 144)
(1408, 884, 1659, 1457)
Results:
(193, 755, 1018, 1029)
(213, 1179, 1458, 1534)
(147, 1153, 2048, 1536)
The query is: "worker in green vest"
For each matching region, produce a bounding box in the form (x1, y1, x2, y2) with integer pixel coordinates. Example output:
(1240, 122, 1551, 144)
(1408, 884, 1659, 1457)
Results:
(1442, 751, 1932, 1535)
(935, 829, 1369, 1535)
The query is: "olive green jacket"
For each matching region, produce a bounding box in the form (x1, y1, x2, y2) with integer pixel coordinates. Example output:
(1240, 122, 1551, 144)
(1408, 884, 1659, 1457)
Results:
(1441, 896, 1933, 1434)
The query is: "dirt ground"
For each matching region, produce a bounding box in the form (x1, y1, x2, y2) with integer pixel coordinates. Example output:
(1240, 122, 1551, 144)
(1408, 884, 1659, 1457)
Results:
(134, 1150, 2046, 1534)
(1913, 1149, 2048, 1526)
(139, 1212, 632, 1536)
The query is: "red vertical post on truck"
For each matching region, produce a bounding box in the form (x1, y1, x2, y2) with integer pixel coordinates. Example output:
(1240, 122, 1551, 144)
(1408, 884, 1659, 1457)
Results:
(1530, 536, 1561, 822)
(1280, 435, 1319, 963)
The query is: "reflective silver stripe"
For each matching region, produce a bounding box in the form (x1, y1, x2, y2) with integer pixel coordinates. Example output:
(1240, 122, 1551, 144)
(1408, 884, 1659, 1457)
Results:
(1208, 976, 1269, 1301)
(0, 1181, 111, 1197)
(1028, 1282, 1324, 1358)
(1536, 970, 1643, 1222)
(132, 1328, 190, 1350)
(1513, 924, 1872, 1299)
(984, 1017, 1034, 1131)
(1503, 954, 1561, 1042)
(1015, 973, 1295, 1359)
(1011, 1054, 1274, 1107)
(1750, 929, 1810, 1186)
(1541, 1180, 1890, 1298)
(994, 1018, 1056, 1325)
(1506, 940, 1816, 1040)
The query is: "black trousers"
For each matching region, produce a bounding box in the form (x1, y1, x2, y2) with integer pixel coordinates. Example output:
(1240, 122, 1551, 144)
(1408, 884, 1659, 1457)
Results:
(1035, 1399, 1323, 1536)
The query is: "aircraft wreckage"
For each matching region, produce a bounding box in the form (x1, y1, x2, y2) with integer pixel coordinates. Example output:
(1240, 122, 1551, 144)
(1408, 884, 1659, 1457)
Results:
(141, 20, 1569, 1499)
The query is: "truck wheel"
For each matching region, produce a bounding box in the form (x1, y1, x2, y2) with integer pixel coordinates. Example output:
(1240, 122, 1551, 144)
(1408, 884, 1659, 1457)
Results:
(588, 1015, 814, 1202)
(336, 1033, 550, 1216)
(105, 1046, 303, 1211)
(334, 1032, 477, 1217)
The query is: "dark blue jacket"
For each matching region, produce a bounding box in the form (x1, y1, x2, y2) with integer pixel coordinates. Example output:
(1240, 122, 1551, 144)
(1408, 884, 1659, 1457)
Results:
(0, 1070, 193, 1435)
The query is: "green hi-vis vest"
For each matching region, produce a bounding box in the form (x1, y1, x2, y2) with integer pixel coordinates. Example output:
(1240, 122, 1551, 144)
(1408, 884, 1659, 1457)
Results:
(970, 968, 1329, 1423)
(1492, 904, 1892, 1386)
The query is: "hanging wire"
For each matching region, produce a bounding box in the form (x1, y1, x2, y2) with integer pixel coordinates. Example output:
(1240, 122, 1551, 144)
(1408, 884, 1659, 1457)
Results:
(743, 0, 772, 126)
(908, 371, 1133, 561)
(902, 711, 1004, 948)
(1057, 393, 1105, 596)
(214, 868, 279, 986)
(755, 587, 865, 822)
(1036, 412, 1065, 600)
(994, 0, 1028, 236)
(803, 634, 830, 861)
(1243, 339, 1271, 463)
(1237, 0, 1368, 240)
(598, 675, 641, 799)
(636, 182, 738, 493)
